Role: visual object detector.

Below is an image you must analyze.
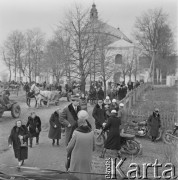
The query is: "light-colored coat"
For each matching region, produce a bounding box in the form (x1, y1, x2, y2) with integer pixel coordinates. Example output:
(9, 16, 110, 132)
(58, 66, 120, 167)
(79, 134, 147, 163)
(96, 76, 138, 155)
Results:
(59, 104, 81, 146)
(66, 130, 95, 180)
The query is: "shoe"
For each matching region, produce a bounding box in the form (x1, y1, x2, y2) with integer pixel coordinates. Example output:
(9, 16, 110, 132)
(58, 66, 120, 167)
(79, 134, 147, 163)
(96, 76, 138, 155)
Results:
(36, 142, 39, 145)
(52, 140, 55, 146)
(21, 160, 24, 166)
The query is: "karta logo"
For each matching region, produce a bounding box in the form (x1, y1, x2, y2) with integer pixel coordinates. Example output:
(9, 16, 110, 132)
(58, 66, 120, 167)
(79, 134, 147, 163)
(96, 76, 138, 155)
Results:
(105, 158, 177, 179)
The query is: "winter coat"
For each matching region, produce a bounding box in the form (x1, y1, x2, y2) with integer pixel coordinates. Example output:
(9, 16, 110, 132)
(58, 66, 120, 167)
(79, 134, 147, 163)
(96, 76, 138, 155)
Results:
(79, 98, 87, 111)
(26, 116, 41, 137)
(48, 111, 62, 140)
(97, 89, 104, 100)
(8, 125, 29, 161)
(103, 114, 121, 150)
(59, 104, 81, 146)
(109, 102, 119, 112)
(66, 125, 95, 180)
(147, 112, 161, 137)
(92, 104, 107, 129)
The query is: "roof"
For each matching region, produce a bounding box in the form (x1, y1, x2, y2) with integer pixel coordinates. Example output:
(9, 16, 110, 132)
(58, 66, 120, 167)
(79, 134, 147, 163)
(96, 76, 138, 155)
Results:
(99, 21, 132, 43)
(108, 39, 134, 48)
(91, 19, 132, 44)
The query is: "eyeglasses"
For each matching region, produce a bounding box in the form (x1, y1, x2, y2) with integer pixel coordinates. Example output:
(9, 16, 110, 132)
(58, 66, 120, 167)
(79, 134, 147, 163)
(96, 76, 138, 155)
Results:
(155, 111, 159, 113)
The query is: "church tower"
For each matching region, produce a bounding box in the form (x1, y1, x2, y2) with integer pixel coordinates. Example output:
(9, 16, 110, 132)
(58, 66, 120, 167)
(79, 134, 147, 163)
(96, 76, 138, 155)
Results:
(90, 3, 98, 20)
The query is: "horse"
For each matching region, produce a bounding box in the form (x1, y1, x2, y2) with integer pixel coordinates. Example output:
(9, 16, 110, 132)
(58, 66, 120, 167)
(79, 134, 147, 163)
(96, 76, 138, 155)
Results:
(30, 84, 61, 108)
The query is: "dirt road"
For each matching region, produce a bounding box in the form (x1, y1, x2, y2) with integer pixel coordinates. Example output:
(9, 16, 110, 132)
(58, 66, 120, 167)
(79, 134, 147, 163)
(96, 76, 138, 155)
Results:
(0, 96, 70, 153)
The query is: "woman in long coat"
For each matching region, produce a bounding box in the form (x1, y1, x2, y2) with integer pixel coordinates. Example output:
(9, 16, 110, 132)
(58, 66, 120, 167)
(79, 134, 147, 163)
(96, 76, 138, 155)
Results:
(8, 120, 29, 168)
(48, 111, 61, 146)
(92, 99, 107, 129)
(66, 110, 95, 180)
(100, 110, 121, 158)
(147, 109, 161, 142)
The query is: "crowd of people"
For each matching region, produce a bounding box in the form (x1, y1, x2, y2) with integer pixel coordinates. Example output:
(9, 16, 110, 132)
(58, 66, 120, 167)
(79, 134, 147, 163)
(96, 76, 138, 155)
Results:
(7, 79, 159, 180)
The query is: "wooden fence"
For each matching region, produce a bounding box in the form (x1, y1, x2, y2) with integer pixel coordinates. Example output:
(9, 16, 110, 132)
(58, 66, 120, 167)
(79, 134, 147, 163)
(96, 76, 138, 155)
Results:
(125, 109, 176, 129)
(119, 83, 152, 110)
(119, 83, 176, 129)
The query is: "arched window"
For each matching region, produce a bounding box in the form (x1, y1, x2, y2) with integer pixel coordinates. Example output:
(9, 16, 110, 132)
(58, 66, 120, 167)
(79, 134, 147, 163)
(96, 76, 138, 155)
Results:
(115, 54, 122, 64)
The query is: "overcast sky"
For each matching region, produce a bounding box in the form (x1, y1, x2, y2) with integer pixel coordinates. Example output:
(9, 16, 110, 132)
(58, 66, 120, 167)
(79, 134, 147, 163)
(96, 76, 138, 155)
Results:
(0, 0, 177, 73)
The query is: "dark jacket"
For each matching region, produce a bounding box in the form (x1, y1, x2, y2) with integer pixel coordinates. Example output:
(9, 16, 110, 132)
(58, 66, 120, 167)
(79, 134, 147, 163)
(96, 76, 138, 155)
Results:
(109, 102, 119, 112)
(8, 125, 29, 160)
(147, 112, 161, 137)
(92, 104, 107, 129)
(79, 97, 87, 111)
(97, 89, 104, 100)
(59, 104, 81, 146)
(103, 114, 121, 150)
(48, 111, 62, 140)
(26, 116, 41, 137)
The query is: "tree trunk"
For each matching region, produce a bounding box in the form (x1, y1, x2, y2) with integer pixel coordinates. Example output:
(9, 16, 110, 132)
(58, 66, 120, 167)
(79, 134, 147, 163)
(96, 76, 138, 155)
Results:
(9, 66, 11, 82)
(80, 75, 85, 94)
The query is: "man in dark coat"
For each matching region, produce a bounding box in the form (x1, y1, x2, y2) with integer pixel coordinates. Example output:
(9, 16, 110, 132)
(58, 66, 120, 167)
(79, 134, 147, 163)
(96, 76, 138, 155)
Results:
(147, 108, 161, 142)
(48, 110, 62, 146)
(100, 110, 121, 158)
(26, 112, 41, 147)
(92, 99, 107, 129)
(97, 87, 104, 100)
(8, 120, 29, 167)
(59, 95, 81, 146)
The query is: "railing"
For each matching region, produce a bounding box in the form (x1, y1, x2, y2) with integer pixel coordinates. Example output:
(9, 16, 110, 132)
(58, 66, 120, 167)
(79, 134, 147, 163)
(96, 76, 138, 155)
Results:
(118, 83, 176, 129)
(118, 83, 152, 110)
(125, 109, 176, 129)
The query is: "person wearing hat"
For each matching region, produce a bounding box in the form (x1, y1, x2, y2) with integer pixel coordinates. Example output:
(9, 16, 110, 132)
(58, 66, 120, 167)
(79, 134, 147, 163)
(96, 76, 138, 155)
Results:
(92, 99, 107, 129)
(8, 119, 29, 168)
(147, 108, 161, 142)
(59, 94, 81, 146)
(117, 103, 126, 124)
(66, 110, 94, 180)
(99, 109, 121, 158)
(109, 99, 119, 114)
(104, 96, 111, 106)
(26, 112, 41, 147)
(48, 109, 62, 146)
(104, 96, 112, 118)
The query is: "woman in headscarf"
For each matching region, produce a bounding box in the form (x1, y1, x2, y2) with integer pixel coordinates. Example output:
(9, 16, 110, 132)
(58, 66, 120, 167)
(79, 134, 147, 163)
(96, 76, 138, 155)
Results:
(66, 110, 95, 180)
(48, 110, 62, 146)
(147, 108, 161, 142)
(8, 120, 29, 168)
(99, 110, 121, 158)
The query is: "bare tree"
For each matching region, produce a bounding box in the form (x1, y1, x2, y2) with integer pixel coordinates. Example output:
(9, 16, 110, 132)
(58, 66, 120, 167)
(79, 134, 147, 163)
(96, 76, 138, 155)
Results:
(44, 37, 66, 83)
(59, 4, 100, 93)
(24, 28, 45, 82)
(134, 8, 175, 82)
(1, 50, 13, 81)
(3, 30, 25, 81)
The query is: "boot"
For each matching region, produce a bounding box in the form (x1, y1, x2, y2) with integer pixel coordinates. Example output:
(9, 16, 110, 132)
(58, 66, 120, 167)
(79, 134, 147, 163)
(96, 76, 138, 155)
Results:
(52, 139, 55, 146)
(36, 136, 39, 145)
(57, 139, 59, 146)
(29, 138, 33, 148)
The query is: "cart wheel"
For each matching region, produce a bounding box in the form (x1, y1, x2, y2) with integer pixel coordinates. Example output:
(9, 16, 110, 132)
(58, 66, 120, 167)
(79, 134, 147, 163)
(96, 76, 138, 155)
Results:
(11, 103, 21, 118)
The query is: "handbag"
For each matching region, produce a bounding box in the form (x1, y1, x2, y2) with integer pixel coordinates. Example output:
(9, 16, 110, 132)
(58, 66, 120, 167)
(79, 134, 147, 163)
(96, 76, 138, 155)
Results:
(20, 139, 27, 147)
